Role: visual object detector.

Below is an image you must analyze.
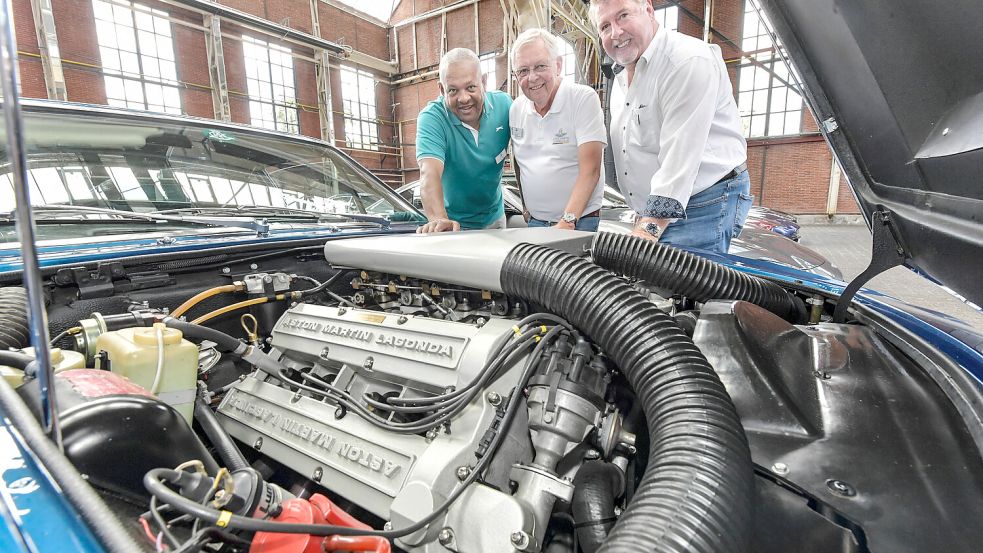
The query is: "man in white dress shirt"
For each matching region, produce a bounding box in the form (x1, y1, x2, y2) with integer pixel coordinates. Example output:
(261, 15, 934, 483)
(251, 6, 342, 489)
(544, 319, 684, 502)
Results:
(590, 0, 751, 253)
(508, 28, 607, 231)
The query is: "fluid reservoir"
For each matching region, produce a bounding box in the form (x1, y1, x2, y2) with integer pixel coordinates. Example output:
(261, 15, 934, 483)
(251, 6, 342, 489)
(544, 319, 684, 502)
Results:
(1, 347, 86, 387)
(95, 323, 199, 422)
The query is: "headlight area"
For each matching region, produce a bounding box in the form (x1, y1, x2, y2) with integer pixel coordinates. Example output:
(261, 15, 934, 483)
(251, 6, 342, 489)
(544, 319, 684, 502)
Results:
(4, 231, 983, 553)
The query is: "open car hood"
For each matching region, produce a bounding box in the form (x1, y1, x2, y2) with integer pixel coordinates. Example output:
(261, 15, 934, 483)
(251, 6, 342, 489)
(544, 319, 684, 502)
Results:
(759, 0, 983, 307)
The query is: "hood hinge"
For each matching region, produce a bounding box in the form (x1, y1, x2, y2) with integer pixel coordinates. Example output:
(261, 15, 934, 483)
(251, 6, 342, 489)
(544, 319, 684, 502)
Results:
(832, 210, 907, 322)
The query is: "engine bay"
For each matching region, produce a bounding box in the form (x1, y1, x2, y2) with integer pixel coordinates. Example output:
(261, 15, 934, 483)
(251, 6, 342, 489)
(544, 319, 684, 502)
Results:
(4, 230, 983, 553)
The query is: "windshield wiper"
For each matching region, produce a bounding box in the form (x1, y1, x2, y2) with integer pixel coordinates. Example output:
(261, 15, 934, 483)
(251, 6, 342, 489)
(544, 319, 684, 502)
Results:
(16, 205, 271, 235)
(152, 206, 392, 229)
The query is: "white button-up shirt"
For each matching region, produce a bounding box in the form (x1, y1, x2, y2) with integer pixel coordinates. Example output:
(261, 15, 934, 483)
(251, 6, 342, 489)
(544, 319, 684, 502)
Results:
(610, 28, 747, 219)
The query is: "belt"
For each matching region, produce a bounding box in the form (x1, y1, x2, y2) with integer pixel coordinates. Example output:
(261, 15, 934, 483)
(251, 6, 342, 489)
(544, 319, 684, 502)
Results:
(717, 161, 748, 183)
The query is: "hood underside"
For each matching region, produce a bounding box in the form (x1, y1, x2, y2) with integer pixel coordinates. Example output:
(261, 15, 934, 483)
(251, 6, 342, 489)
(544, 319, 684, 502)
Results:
(759, 0, 983, 307)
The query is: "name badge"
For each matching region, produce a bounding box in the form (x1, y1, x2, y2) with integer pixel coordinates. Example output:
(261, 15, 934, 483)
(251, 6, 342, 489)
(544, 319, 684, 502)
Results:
(495, 148, 507, 164)
(552, 128, 570, 145)
(511, 126, 524, 139)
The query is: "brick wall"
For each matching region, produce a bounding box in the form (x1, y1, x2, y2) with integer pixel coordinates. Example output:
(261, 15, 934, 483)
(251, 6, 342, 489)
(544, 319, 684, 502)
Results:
(11, 0, 857, 213)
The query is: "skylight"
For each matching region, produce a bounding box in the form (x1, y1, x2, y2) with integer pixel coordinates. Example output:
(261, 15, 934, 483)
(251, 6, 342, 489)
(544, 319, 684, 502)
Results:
(332, 0, 397, 23)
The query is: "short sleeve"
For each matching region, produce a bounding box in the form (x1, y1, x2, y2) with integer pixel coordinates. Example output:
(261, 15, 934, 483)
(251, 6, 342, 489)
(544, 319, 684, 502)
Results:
(573, 87, 607, 146)
(415, 108, 447, 162)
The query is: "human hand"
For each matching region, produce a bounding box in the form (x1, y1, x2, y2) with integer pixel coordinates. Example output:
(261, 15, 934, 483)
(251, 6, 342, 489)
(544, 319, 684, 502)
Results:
(416, 218, 461, 233)
(553, 220, 576, 230)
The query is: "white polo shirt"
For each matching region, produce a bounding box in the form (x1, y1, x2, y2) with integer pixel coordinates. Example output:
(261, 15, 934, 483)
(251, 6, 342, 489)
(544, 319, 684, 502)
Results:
(610, 28, 747, 218)
(509, 80, 607, 222)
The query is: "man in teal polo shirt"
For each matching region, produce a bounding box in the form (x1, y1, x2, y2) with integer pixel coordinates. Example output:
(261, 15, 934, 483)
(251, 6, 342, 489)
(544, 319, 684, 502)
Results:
(416, 48, 512, 232)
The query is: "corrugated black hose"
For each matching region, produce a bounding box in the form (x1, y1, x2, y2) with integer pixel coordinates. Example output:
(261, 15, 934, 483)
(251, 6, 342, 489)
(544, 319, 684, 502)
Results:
(0, 286, 30, 349)
(572, 461, 623, 553)
(500, 243, 753, 553)
(591, 232, 805, 322)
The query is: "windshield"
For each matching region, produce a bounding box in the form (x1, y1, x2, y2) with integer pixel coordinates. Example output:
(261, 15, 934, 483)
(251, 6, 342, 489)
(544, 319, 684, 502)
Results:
(0, 106, 423, 241)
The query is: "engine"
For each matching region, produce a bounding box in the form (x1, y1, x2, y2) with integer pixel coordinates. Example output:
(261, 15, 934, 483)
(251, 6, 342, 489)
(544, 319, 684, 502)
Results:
(217, 298, 624, 551)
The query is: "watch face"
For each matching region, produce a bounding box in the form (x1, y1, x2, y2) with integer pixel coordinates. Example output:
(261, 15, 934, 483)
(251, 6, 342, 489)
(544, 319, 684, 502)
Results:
(561, 213, 577, 223)
(643, 223, 663, 238)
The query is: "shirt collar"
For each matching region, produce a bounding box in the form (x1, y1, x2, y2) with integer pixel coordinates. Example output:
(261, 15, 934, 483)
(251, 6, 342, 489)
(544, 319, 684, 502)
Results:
(524, 80, 569, 118)
(638, 26, 667, 67)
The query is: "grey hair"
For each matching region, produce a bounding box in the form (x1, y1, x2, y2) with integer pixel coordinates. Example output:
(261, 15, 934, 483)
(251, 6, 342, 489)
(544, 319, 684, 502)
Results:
(587, 0, 647, 26)
(438, 48, 481, 85)
(509, 28, 562, 66)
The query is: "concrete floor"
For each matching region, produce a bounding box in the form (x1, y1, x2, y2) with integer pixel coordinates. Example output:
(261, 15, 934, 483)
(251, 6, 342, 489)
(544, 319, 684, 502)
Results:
(798, 223, 983, 332)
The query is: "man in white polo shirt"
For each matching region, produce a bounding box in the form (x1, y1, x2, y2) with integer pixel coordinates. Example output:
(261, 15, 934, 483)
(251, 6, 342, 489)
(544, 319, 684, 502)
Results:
(509, 28, 606, 231)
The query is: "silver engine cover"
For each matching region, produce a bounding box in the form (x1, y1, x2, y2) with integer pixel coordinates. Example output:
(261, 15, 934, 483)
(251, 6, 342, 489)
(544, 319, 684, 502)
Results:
(217, 303, 533, 550)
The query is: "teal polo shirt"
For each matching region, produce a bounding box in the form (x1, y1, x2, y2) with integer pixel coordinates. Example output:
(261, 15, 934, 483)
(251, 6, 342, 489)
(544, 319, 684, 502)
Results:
(416, 90, 511, 229)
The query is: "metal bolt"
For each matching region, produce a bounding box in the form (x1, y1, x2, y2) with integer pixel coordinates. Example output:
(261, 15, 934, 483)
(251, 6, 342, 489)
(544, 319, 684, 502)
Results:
(425, 428, 438, 442)
(771, 462, 790, 476)
(312, 467, 323, 482)
(456, 466, 471, 481)
(942, 127, 950, 136)
(585, 449, 601, 460)
(383, 522, 392, 531)
(334, 406, 347, 419)
(320, 347, 331, 359)
(438, 528, 454, 546)
(222, 267, 231, 274)
(254, 437, 263, 450)
(338, 307, 347, 315)
(826, 479, 856, 497)
(363, 356, 374, 370)
(625, 444, 637, 455)
(397, 315, 408, 324)
(486, 391, 502, 406)
(813, 370, 831, 380)
(475, 317, 487, 327)
(510, 531, 530, 549)
(250, 263, 259, 270)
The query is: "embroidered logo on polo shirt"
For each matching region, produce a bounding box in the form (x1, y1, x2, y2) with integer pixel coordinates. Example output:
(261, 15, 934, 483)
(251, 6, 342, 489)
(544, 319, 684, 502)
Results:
(496, 126, 504, 132)
(511, 126, 524, 139)
(552, 128, 570, 145)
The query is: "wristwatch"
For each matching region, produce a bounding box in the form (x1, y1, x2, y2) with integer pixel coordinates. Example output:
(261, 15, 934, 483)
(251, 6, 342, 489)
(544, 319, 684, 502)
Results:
(642, 222, 664, 239)
(560, 212, 578, 224)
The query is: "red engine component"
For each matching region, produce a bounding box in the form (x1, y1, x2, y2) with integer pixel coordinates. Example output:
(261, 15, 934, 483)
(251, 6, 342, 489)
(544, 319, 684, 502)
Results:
(250, 494, 390, 553)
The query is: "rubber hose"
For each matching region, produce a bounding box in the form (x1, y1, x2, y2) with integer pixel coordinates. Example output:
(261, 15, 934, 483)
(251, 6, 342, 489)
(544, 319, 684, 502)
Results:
(501, 244, 753, 553)
(194, 397, 249, 472)
(572, 461, 623, 553)
(160, 317, 242, 352)
(0, 287, 30, 349)
(0, 349, 34, 369)
(591, 232, 804, 322)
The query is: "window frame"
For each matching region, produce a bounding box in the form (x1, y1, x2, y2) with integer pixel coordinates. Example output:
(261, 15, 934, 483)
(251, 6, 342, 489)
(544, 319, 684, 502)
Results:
(242, 35, 300, 134)
(340, 65, 380, 151)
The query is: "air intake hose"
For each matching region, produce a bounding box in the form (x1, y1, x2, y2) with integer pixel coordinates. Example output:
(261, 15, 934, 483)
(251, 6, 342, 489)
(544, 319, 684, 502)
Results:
(572, 461, 622, 553)
(591, 232, 805, 322)
(501, 243, 753, 553)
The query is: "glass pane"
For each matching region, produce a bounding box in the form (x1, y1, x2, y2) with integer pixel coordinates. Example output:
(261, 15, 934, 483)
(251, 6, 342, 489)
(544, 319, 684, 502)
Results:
(750, 115, 766, 137)
(95, 20, 117, 48)
(123, 78, 144, 103)
(784, 111, 801, 135)
(769, 87, 787, 114)
(120, 52, 140, 75)
(117, 25, 137, 52)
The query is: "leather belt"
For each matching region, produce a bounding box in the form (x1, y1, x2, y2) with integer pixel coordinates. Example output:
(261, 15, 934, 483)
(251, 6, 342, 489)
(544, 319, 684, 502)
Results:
(581, 209, 601, 218)
(717, 161, 748, 183)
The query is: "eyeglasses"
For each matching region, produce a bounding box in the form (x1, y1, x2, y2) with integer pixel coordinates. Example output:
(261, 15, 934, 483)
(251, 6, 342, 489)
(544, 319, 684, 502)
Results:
(513, 63, 551, 79)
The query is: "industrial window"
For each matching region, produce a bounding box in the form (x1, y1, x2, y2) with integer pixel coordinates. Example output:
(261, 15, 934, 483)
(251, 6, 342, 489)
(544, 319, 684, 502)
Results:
(560, 39, 576, 82)
(654, 5, 679, 32)
(479, 52, 498, 91)
(242, 36, 299, 134)
(340, 65, 379, 150)
(92, 0, 181, 114)
(737, 2, 803, 137)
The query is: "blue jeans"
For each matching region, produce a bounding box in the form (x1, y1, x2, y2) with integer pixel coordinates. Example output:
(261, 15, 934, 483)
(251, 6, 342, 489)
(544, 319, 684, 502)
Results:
(659, 171, 753, 254)
(527, 215, 600, 232)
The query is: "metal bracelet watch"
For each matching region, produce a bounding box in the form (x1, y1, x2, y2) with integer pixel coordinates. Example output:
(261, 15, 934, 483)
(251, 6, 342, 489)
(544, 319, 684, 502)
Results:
(642, 222, 664, 239)
(560, 212, 578, 224)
